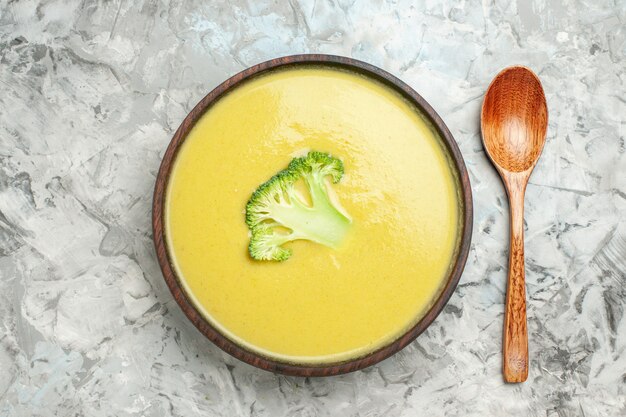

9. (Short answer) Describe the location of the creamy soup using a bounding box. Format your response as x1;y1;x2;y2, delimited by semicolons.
165;66;461;364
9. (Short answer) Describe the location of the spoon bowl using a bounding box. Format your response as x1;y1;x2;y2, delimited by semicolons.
482;67;547;173
481;66;548;383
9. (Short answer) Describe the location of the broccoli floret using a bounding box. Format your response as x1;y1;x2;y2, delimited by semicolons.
245;151;352;261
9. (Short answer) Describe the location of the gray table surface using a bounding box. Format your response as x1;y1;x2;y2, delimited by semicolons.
1;1;625;416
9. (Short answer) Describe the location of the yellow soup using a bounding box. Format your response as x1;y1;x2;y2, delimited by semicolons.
165;66;461;364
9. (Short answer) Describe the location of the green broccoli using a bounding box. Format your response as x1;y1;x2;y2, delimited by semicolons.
245;151;352;261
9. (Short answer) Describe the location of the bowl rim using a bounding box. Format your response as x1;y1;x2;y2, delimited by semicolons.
152;54;473;377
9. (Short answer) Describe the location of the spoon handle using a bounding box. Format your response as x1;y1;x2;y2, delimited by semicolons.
503;175;529;383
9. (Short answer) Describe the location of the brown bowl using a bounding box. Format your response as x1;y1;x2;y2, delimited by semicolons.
152;54;473;376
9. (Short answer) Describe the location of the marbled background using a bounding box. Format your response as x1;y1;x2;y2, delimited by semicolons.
1;0;625;416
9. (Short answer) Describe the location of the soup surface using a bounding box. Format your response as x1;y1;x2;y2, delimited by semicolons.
165;66;460;364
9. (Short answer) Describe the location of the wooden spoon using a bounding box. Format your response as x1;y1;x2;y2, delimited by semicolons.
480;66;548;383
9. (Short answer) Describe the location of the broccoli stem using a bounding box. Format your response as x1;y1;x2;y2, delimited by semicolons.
270;181;350;249
271;203;350;249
